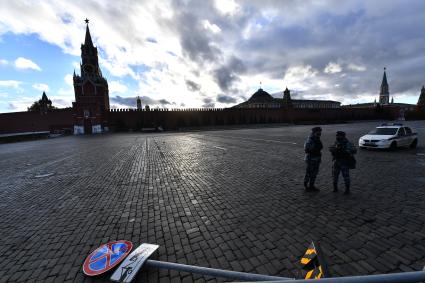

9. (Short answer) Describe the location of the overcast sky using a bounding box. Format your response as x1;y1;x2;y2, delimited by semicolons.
1;0;425;112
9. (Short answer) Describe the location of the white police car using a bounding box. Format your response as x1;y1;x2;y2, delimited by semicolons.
359;123;418;149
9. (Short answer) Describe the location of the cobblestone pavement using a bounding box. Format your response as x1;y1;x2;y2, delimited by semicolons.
1;121;425;282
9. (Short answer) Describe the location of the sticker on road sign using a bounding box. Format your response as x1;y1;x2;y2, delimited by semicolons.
110;243;159;283
83;240;133;276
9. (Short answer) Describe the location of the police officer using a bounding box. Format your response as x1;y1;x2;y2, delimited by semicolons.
329;131;357;194
304;127;323;192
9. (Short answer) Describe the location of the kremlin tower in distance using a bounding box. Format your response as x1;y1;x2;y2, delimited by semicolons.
379;68;390;105
72;19;110;134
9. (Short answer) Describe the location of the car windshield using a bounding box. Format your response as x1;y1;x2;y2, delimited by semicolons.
369;128;398;135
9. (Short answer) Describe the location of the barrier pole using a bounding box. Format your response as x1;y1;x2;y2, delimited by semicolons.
144;259;293;281
245;270;425;283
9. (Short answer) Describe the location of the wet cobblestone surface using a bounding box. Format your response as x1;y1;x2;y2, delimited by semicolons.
1;121;425;282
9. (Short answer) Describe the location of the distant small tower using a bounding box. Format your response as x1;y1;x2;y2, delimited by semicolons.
418;86;425;110
39;91;52;114
283;87;293;108
379;67;390;105
391;97;394;104
136;96;142;109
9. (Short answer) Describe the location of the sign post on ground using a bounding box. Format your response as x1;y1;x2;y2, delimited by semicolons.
82;240;133;276
110;243;159;283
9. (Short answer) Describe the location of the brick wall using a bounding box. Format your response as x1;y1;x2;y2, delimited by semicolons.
1;106;423;134
108;107;394;131
0;108;74;134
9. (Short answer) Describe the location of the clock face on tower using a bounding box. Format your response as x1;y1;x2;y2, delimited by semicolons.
83;64;94;75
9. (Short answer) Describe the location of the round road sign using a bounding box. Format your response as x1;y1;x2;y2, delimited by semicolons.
83;240;133;276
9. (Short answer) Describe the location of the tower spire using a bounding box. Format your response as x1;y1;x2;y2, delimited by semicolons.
381;67;388;88
379;67;389;105
80;18;101;77
84;18;94;47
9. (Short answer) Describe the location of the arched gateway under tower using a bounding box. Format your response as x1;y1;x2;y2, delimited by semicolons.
72;19;110;134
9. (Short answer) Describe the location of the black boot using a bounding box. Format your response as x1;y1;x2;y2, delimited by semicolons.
343;184;350;195
304;181;309;191
333;183;338;192
309;183;320;192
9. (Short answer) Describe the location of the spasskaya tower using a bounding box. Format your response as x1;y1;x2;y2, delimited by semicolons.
72;19;109;134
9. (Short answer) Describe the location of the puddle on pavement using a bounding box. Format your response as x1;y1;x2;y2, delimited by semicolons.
34;173;55;178
213;146;227;150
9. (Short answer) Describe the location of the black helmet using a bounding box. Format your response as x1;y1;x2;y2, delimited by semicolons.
312;127;322;133
336;131;346;137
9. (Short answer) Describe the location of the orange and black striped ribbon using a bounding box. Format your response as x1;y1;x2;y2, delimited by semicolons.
300;242;318;270
300;241;330;279
305;266;323;279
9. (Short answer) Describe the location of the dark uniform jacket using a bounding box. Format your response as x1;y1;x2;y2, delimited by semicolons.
329;138;357;166
304;135;323;161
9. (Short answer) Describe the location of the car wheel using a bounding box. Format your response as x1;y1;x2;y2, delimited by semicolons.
390;141;397;151
410;139;418;149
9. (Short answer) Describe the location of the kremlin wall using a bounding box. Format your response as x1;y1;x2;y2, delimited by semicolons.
0;104;420;135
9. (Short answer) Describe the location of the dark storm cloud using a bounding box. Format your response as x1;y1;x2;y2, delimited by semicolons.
115;0;425;106
214;67;234;91
160;1;223;64
185;80;201;92
113;0;425;103
111;96;143;107
111;96;173;107
203;0;425;103
214;56;246;91
80;0;425;105
217;94;237;104
180;24;222;63
202;97;215;108
146;37;157;44
158;0;251;95
158;99;172;105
